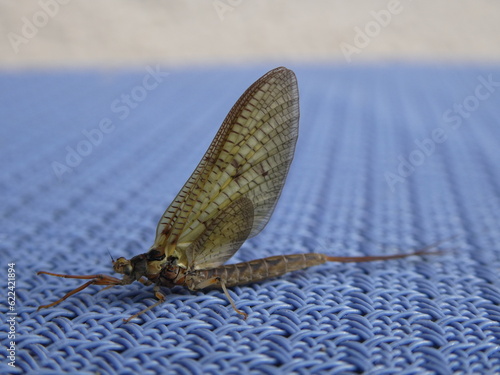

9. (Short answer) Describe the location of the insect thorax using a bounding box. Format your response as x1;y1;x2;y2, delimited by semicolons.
122;251;186;287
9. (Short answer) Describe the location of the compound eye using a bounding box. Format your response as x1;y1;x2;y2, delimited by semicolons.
113;257;133;275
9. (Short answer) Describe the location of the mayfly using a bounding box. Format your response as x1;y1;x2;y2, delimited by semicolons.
38;67;441;321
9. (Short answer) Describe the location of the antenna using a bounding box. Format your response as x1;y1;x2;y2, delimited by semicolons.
107;248;115;263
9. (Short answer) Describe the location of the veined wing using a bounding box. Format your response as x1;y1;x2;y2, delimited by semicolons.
151;67;299;268
185;197;254;270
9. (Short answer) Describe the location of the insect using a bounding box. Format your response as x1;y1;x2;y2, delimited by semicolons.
38;67;442;321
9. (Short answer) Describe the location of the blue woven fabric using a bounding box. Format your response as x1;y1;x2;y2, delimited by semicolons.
1;64;499;375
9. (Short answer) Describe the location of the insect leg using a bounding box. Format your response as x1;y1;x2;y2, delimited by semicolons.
37;272;121;310
219;278;248;319
189;276;248;319
123;285;165;323
139;277;153;286
38;279;96;310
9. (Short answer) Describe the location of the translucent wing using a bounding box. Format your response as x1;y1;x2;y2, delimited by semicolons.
151;67;299;268
186;197;254;270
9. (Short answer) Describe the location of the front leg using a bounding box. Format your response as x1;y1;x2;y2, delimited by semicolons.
138;277;153;286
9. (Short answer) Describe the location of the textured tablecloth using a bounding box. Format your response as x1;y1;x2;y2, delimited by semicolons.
0;64;499;374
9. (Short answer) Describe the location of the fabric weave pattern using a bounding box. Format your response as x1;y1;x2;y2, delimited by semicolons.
0;65;499;375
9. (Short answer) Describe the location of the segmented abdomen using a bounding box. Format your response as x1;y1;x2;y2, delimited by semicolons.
187;253;328;290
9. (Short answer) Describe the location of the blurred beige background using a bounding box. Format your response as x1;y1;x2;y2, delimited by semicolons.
1;0;500;68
